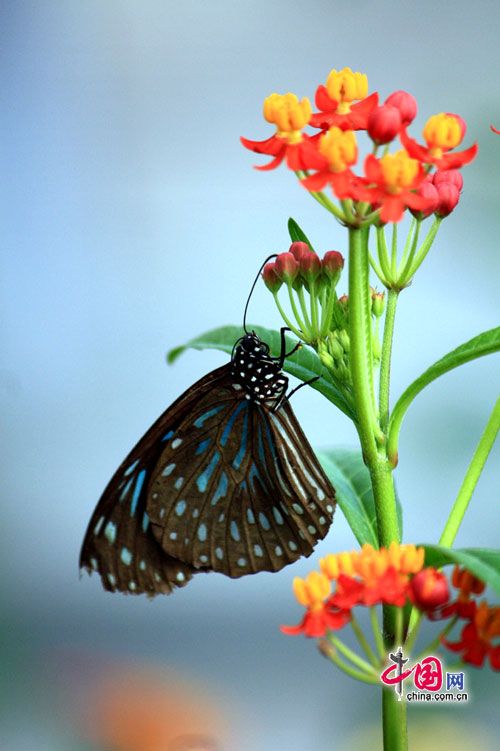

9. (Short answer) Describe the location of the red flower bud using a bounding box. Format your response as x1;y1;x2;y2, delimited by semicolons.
322;251;344;283
367;105;402;145
275;252;299;283
385;90;417;126
435;182;460;217
410;568;450;612
410;180;439;219
289;241;312;262
262;262;282;293
299;252;322;283
433;169;463;192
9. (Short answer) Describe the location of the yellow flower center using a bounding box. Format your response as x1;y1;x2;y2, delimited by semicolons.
319;127;357;172
379;150;420;194
325;67;368;110
423;113;463;154
263;92;311;143
293;571;331;609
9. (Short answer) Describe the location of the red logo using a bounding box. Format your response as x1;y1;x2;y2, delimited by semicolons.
380;648;443;698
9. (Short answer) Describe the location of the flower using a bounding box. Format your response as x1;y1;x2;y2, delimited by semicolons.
410;178;440;220
241;92;324;171
310;67;378;130
300;127;359;198
353;150;432;223
401;112;478;170
322;251;344;285
443;602;500;669
275;252;300;283
281;571;350;637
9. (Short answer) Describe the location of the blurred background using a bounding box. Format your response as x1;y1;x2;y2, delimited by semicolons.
2;1;499;749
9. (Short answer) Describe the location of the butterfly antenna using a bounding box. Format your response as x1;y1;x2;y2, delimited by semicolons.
243;254;278;334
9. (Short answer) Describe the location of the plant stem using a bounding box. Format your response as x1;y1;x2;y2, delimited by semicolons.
379;289;399;433
351;613;380;668
382;689;408;751
349;227;406;750
371;606;386;659
327;633;379;676
439;395;500;547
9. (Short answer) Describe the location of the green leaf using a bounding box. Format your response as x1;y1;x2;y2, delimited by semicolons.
318;448;403;547
288;217;315;251
388;326;500;462
422;545;500;595
167;324;356;420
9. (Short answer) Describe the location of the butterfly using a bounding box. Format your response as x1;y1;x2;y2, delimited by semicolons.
80;327;336;596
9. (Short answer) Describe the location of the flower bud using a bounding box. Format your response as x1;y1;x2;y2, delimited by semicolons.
289;241;312;262
262;262;282;293
367;104;402;145
410;180;439;220
410;568;450;611
299;252;322;284
328;332;344;361
385;90;417;126
435;182;460;217
318;343;335;370
338;329;350;353
322;251;344;286
371;291;385;318
433;169;463;192
275;252;299;283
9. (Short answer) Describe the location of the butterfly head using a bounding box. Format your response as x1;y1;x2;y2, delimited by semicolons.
231;332;288;404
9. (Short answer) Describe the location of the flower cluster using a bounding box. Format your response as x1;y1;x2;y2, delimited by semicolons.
282;547;499;671
281;543;429;637
242;67;477;225
434;566;500;670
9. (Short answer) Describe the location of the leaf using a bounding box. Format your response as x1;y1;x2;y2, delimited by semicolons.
288;217;315;252
167;324;356;420
388;326;500;462
422;545;500;595
318;448;403;547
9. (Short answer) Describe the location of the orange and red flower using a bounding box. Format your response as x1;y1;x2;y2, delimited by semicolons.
353;150;433;223
443;602;500;669
241;92;324;171
300;127;359;199
401;112;478;170
310;67;378;131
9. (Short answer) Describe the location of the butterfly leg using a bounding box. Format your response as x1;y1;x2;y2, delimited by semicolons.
275;327;302;367
272;375;320;412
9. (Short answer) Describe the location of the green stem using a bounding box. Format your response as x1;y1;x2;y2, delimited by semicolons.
371;607;386;659
350;613;380;668
309;280;319;335
327;633;379;677
390;224;398;277
286;284;307;335
323;644;380;684
272;292;303;340
295;171;346;221
348;227;379;464
376;226;393;283
379;289;399;433
382;689;408;751
439;395;500;547
415;616;458;661
296;286;312;330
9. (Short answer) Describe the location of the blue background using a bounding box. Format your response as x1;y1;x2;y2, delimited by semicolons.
2;1;499;749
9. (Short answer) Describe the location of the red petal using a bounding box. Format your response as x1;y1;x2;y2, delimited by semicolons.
379;196;405;223
301;171;330;191
400;128;431;162
240;134;283;156
255;152;286;171
491;124;500;135
314;84;338;114
436;143;478;169
489;646;500;670
364;154;383;183
280;621;306;636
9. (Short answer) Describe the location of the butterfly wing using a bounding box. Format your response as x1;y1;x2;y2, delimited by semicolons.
147;393;336;578
80;365;232;596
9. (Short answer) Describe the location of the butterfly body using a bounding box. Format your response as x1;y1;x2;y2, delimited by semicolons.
80;331;336;596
